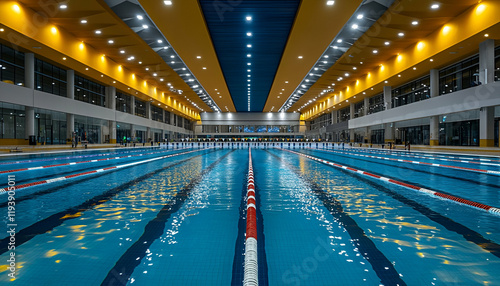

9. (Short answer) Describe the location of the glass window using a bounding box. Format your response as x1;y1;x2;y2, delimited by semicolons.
74;75;106;107
368;93;384;114
151;105;163;122
439;55;479;95
35;58;67;96
116;91;132;113
0;44;25;86
495;46;500;82
354;101;364;118
338;107;350;122
392;76;430;108
135;99;146;118
165;111;171;124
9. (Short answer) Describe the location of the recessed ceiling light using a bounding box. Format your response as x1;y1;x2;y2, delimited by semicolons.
95;30;101;34
345;73;350;77
197;56;201;59
431;4;440;9
247;32;252;36
80;19;87;24
137;15;144;20
59;4;67;9
357;14;364;19
484;33;489;37
108;40;114;44
352;24;359;29
373;50;378;54
164;1;173;5
413;67;417;70
430;59;434;62
333;45;338;49
247;54;251;57
398;74;401;77
139;61;142;64
62;57;66;60
385;41;390;46
327;1;335;5
246;16;252;21
120;50;125;54
412;20;419;26
142;24;148;29
398;32;405;37
247;44;252;48
203;67;207;70
85;68;89;70
353;67;357;70
298;56;303;59
145;67;149;71
337;39;343;43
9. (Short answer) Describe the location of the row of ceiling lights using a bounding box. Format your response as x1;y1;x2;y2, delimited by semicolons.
280;1;444;114
246;15;253;111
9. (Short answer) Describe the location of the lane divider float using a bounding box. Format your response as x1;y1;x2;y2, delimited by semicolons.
0;148;208;194
307;148;500;176
284;149;500;217
0;147;191;174
244;148;258;286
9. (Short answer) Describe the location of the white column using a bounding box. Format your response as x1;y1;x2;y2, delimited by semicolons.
383;86;392;110
480;106;495;147
24;53;35;89
106;87;117;143
430;69;439;98
479;39;495;84
384;123;394;142
25;106;35;140
364;97;369;116
66;70;75;140
331;110;337;124
147;127;151;142
146;101;151;119
131;96;135;116
430;116;439;146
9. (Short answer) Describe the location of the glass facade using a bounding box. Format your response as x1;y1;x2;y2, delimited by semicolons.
75;75;106;107
392;76;430;108
116;91;132;114
0;43;25;86
337;107;350;122
439;120;479;146
135;99;146;118
35;58;67;96
398;125;430;145
0;103;25;139
151;105;163;122
368;93;384;114
439;55;479;95
495;46;500;82
353;101;364;118
370;129;385;144
35;109;67;144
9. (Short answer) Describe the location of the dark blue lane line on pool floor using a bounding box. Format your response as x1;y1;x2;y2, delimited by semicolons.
304;149;500;191
0;151;213;255
100;150;234;286
293;151;500;259
267;150;407;286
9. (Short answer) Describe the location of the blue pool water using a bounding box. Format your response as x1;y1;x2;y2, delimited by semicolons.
1;146;500;285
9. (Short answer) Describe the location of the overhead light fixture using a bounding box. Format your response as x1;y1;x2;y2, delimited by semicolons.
142;24;148;29
137;15;144;20
385;41;390;46
246;16;252;21
373;50;378;54
357;14;364;19
352;24;359;29
412;20;419;26
431;4;440;9
327;1;335;5
398;32;405;37
59;4;67;9
164;1;173;5
80;19;87;24
108;40;114;44
298;56;303;59
247;44;252;48
95;30;102;34
197;56;201;59
247;32;252;36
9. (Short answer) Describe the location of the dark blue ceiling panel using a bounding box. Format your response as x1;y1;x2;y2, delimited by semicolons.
199;0;301;112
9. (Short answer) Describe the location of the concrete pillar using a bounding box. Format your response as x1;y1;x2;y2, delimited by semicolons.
349;129;355;143
67;70;74;99
350;103;355;120
25;53;35;89
430;69;439;98
384;123;394;142
364;97;369;116
479;39;495;85
331;110;338;124
146;127;151;142
66;69;75;141
109;121;116;144
106;86;116;110
162;109;166;123
364;127;370;143
429;116;439;146
25;106;35;140
383;86;392;110
131;96;135;116
480;106;495;147
66;114;74;140
131;124;136;142
146;101;151;119
170;112;175;126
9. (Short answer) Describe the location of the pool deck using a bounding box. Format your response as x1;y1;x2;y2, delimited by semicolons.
0;143;499;157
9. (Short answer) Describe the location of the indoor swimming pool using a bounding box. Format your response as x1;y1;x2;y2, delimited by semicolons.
1;145;499;285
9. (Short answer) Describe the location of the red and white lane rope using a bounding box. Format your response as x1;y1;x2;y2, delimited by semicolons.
0;148;206;194
309;148;500;176
0;148;191;175
284;149;500;217
244;148;258;286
